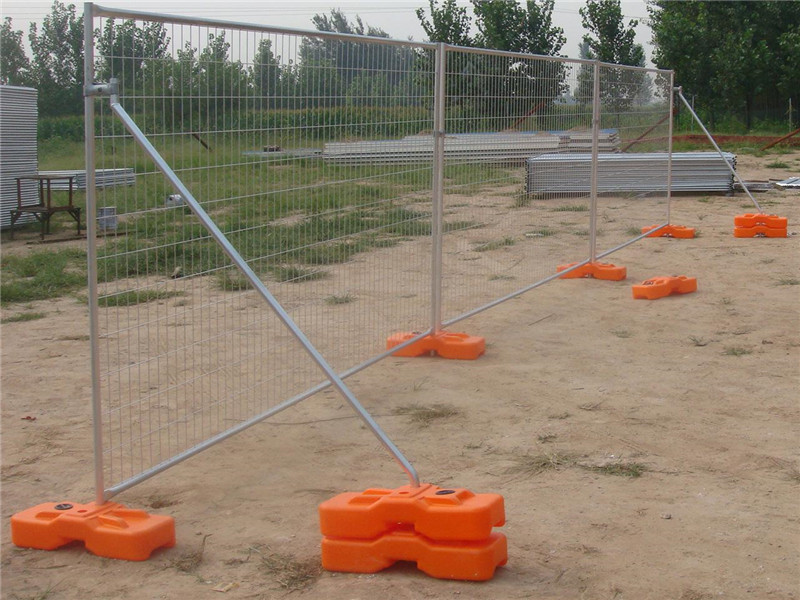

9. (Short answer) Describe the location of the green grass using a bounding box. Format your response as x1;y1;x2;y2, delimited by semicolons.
765;161;790;169
723;346;752;356
1;249;87;305
325;293;354;305
552;204;589;212
473;236;515;252
99;289;185;307
586;462;647;478
1;312;47;324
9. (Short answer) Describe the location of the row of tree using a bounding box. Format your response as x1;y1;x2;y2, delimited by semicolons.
1;1;797;130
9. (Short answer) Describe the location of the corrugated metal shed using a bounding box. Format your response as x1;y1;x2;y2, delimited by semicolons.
1;85;38;228
526;152;737;195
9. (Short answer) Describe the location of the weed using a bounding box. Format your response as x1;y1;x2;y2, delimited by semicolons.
473;236;515;252
688;335;709;347
525;227;556;238
611;327;632;339
765;161;790;169
584;462;647;478
697;196;710;203
99;290;184;307
537;433;557;443
269;266;328;283
393;403;460;426
626;226;642;236
1;312;46;324
720;297;734;306
777;277;799;286
761;258;775;264
489;274;515;281
723;346;752;356
552;204;589;212
171;534;210;573
215;270;251;291
325;294;354;305
578;401;604;411
261;552;321;591
548;412;571;420
506;452;575;476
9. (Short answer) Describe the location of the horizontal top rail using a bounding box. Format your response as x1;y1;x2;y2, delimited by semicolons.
89;3;437;50
88;3;671;75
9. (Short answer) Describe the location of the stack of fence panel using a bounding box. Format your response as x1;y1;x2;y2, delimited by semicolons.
323;132;565;165
526;152;736;195
1;85;38;229
563;130;620;152
38;169;136;190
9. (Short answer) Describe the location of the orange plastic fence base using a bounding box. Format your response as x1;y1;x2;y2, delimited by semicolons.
642;224;696;239
321;530;507;581
319;483;507;581
387;331;485;360
557;262;627;281
10;501;175;561
632;276;697;300
734;213;788;238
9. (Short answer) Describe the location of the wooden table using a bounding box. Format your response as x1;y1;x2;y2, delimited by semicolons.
10;174;81;240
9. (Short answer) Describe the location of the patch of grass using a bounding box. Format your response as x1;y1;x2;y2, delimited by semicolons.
1;312;47;324
261;552;322;591
525;227;556;238
473;236;515;252
723;346;752;356
506;452;575;476
697;196;710;203
777;277;799;286
572;229;590;237
765;161;790;169
99;289;185;307
552;204;589;212
688;335;709;347
548;412;571;420
325;293;354;305
611;327;632;339
1;249;87;305
626;226;643;236
269;266;328;283
720;297;734;306
489;274;515;281
215;270;251;291
537;433;557;443
584;462;647;478
393;403;460;426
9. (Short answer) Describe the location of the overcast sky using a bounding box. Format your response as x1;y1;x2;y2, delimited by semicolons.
1;0;654;66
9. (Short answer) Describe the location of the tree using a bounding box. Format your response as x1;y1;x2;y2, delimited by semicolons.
1;17;31;85
416;0;473;46
471;0;565;56
649;1;800;129
577;0;649;114
28;1;83;116
96;19;169;97
251;39;283;108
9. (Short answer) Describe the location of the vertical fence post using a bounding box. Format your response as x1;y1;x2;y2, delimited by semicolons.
667;71;675;224
589;60;601;263
431;43;446;335
83;1;105;506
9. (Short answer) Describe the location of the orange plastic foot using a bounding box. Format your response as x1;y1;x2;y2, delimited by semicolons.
319;484;506;581
642;224;696;238
557;262;627;281
321;530;507;581
734;214;788;238
387;331;485;360
11;502;175;561
632;276;697;300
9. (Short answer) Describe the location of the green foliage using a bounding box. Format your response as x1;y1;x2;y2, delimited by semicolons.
99;289;184;307
416;0;474;46
1;312;47;324
1;17;31;85
649;1;800;130
0;249;86;304
471;0;566;56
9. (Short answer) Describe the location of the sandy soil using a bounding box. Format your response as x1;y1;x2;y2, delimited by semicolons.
2;152;799;600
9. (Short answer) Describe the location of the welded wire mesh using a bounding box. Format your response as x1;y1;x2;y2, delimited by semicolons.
438;51;673;325
88;5;673;497
90;7;435;494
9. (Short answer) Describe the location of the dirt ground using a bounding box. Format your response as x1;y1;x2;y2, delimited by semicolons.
2;152;799;600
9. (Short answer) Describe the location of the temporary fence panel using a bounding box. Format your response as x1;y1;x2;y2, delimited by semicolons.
87;5;433;498
86;4;674;501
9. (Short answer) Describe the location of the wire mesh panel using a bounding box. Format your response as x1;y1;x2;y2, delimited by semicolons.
88;6;435;495
438;49;673;325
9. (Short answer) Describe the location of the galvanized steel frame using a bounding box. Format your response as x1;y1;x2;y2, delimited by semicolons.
84;2;674;502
